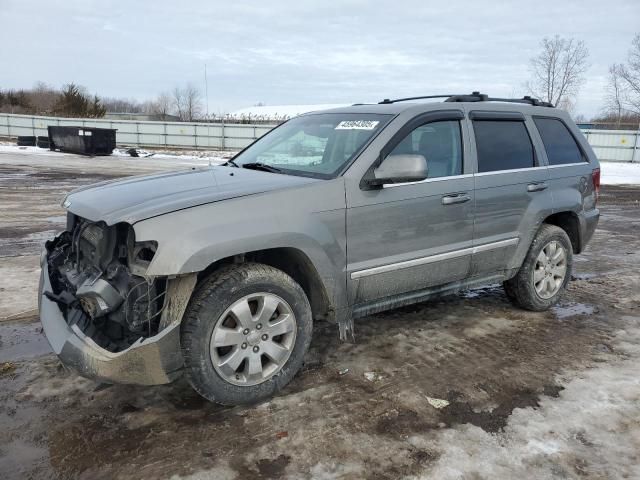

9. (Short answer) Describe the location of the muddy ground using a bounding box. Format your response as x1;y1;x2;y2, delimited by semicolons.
1;150;639;479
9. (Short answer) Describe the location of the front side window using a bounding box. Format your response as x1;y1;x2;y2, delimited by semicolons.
387;120;463;178
233;113;391;178
534;117;585;165
473;120;535;172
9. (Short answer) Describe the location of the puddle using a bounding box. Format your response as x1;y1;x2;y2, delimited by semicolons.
551;302;596;320
0;320;51;362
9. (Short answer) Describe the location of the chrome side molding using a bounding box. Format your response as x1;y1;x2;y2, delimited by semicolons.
350;238;519;279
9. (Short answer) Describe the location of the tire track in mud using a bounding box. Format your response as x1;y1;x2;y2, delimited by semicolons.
0;165;124;258
42;300;616;479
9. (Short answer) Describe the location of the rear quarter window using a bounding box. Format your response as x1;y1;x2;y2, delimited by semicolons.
472;120;535;173
533;117;586;165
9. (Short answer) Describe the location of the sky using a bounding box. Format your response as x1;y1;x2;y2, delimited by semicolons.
1;0;638;118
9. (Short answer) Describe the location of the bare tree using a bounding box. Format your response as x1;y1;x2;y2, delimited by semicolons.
608;34;640;116
172;86;186;121
145;91;172;119
183;83;202;121
573;113;587;123
527;35;589;109
605;65;625;125
30;81;59;114
101;97;143;114
171;84;202;121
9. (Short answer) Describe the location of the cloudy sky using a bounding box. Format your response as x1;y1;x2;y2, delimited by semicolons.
1;0;638;117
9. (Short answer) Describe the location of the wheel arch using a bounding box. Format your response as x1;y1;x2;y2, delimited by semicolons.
197;247;334;323
543;211;582;253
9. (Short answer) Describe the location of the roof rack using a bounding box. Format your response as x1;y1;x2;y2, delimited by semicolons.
379;91;554;108
378;94;455;104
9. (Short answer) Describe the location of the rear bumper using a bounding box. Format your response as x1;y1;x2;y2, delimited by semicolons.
579;208;599;252
38;249;183;385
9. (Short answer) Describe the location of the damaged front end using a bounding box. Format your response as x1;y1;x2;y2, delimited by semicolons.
39;214;196;385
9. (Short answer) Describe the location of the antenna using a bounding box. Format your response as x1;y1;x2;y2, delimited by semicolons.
204;64;210;119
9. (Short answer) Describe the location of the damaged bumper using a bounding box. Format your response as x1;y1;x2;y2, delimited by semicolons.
38;249;184;385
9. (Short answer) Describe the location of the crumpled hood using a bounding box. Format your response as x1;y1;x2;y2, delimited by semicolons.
64;165;319;225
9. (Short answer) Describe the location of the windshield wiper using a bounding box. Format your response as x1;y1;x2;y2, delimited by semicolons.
224;159;240;168
241;162;283;173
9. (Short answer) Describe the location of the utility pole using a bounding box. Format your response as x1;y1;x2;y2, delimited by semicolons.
204;64;210;120
632;122;640;163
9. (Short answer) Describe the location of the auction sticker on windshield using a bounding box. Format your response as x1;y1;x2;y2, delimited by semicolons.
335;120;380;130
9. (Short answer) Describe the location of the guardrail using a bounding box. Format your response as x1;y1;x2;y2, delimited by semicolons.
1;112;638;161
0;113;276;150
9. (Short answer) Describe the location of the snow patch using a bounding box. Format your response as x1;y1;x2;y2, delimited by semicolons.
552;302;596;320
413;321;640;479
364;371;383;382
0;144;68;156
426;397;451;409
600;161;640;185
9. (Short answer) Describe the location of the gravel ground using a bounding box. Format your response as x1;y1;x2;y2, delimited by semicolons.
0;150;639;479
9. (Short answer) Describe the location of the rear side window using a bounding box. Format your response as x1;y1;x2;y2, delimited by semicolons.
534;117;585;165
473;120;535;172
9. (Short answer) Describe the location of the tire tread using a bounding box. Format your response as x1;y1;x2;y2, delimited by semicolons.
503;224;573;311
181;262;312;405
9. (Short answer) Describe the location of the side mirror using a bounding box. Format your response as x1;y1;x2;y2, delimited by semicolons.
369;154;428;187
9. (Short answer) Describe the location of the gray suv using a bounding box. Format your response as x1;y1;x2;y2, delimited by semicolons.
39;92;600;405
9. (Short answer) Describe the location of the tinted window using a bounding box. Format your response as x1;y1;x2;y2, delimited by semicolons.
534;117;585;165
473;120;535;172
387;120;462;178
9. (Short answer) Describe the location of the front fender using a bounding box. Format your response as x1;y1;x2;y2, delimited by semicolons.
133;179;347;309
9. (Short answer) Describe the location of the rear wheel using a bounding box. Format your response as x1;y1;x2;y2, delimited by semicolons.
181;263;313;405
503;224;572;311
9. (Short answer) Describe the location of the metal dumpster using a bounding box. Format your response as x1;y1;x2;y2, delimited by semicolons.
48;126;116;156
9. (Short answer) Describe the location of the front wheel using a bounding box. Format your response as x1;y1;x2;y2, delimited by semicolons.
181;263;313;405
503;224;573;311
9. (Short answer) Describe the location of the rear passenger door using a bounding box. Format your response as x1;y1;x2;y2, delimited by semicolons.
468;111;552;277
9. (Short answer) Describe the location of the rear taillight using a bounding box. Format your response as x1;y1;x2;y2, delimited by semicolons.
592;168;601;203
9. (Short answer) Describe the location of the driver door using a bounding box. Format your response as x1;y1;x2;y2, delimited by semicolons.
345;112;474;307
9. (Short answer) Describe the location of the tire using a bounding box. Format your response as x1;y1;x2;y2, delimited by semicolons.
503;224;573;311
502;279;518;303
181;262;313;405
17;136;36;147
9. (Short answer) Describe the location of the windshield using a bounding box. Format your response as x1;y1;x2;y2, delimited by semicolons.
232;113;392;178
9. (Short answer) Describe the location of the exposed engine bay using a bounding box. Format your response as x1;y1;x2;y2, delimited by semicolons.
45;214;165;352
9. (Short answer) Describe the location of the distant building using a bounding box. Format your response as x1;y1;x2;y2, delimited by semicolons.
104;112;181;122
227;104;349;122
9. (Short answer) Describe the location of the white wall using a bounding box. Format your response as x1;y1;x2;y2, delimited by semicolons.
581;129;640;162
0;113;276;150
1;113;638;161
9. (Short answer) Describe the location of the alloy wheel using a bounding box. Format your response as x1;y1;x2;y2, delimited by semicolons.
210;293;297;386
533;240;567;299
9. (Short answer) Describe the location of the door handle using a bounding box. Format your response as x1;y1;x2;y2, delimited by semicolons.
442;193;471;205
527;182;548;192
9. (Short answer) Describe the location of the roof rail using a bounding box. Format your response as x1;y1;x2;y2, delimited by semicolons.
378;94;456;104
379;91;554;108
